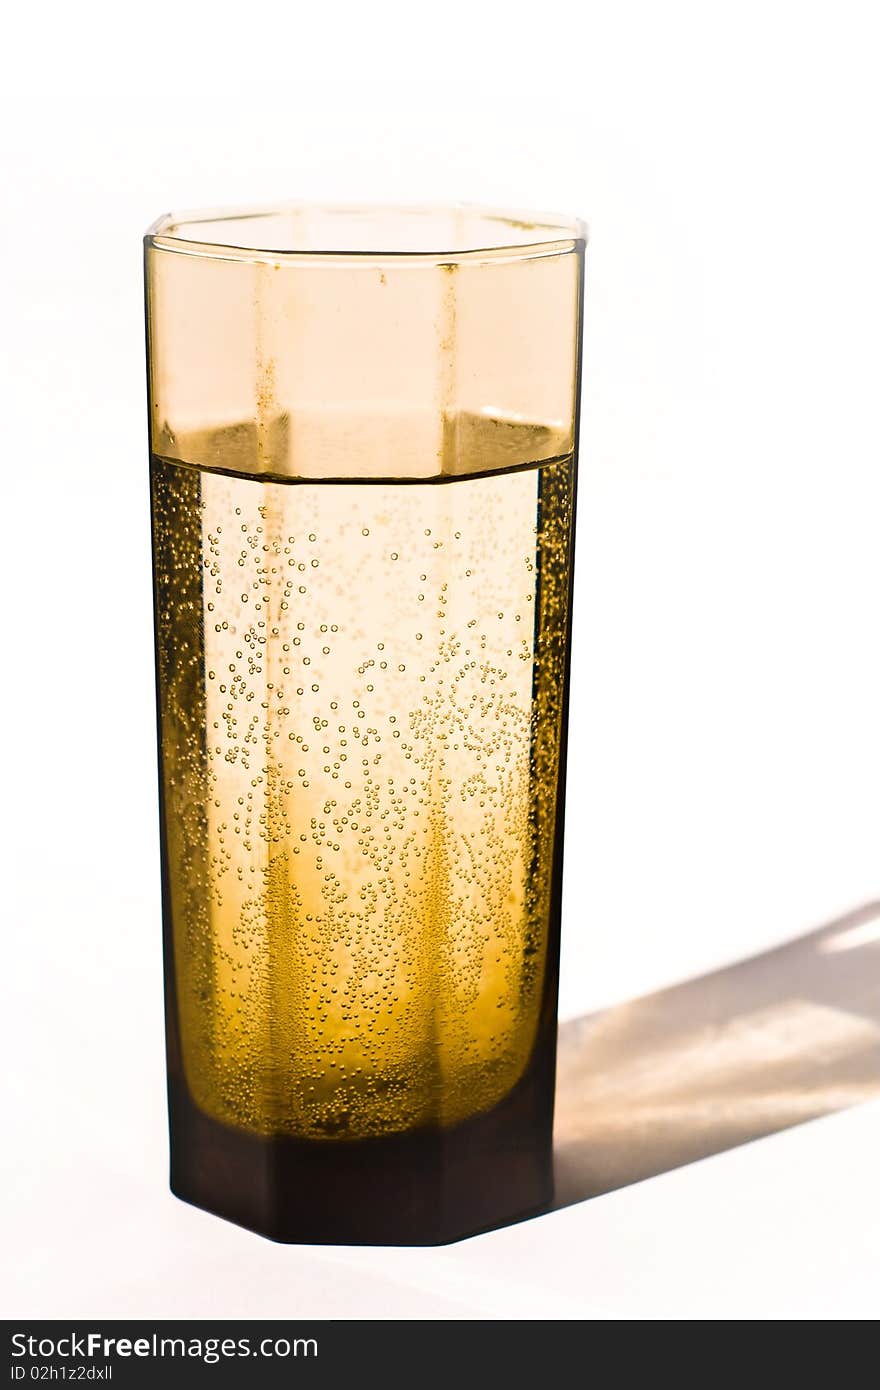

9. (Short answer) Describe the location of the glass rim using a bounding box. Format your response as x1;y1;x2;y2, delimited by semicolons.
145;201;588;265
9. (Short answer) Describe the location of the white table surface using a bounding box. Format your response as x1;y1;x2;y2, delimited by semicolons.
6;1073;879;1321
4;884;879;1321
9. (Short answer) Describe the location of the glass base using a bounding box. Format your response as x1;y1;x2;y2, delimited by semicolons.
166;1037;556;1246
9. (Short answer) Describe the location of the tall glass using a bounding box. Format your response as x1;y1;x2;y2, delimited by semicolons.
145;205;585;1244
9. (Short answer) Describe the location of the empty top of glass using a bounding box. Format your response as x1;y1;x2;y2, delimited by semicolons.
146;203;586;262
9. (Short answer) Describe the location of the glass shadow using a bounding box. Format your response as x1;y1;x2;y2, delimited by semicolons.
553;901;880;1209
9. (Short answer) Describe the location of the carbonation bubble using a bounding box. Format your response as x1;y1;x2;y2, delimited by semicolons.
150;422;573;1142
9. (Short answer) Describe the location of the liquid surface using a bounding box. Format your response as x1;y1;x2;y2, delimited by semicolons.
151;421;574;1139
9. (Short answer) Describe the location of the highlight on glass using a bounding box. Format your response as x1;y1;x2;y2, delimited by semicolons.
145;204;586;1244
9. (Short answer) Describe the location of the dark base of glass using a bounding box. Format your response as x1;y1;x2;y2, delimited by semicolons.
167;1047;555;1246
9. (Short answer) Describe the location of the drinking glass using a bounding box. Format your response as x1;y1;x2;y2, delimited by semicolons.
145;204;585;1243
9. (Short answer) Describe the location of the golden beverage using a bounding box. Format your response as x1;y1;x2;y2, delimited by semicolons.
151;416;574;1142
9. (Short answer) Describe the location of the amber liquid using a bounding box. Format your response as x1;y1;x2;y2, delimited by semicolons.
151;419;573;1146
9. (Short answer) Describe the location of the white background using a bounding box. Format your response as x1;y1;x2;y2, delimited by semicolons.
2;0;879;1320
